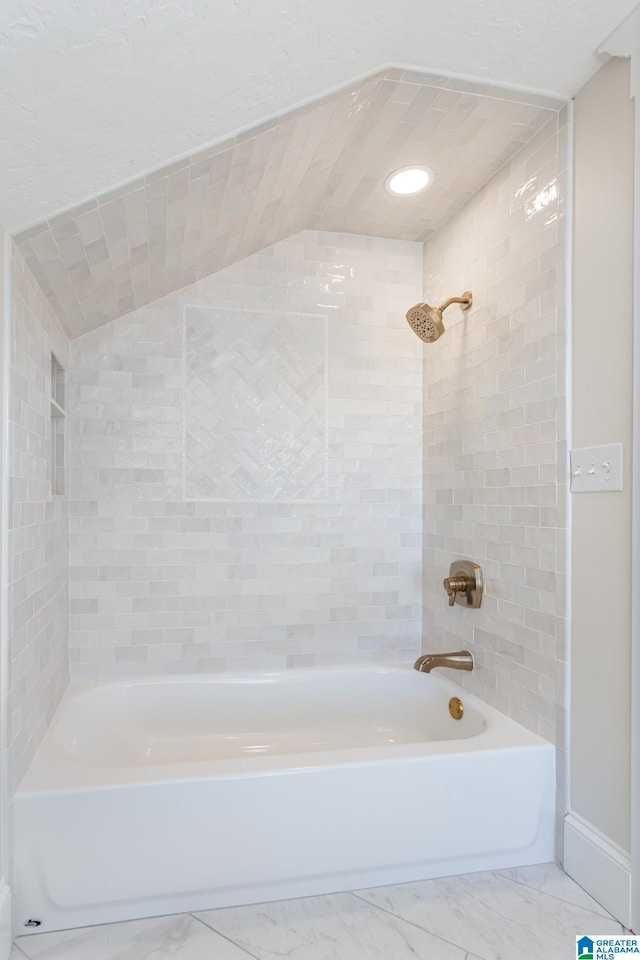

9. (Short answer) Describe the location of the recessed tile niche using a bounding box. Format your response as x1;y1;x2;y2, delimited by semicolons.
184;306;328;502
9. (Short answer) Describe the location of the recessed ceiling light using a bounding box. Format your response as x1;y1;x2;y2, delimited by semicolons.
384;165;435;196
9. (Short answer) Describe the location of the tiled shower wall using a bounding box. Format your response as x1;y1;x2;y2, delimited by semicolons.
9;247;70;791
68;232;423;679
421;114;568;815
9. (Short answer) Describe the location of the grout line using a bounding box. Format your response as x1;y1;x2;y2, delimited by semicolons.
351;871;624;957
423;111;559;252
348;891;475;958
191;912;262;960
502;871;617;922
10;945;29;959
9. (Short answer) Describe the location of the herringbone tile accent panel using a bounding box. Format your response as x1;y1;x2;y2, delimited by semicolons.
184;306;327;501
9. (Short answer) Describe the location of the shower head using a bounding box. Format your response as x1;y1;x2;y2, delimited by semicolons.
406;302;445;343
406;291;473;343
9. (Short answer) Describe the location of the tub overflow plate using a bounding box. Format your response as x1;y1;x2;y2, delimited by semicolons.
448;696;464;720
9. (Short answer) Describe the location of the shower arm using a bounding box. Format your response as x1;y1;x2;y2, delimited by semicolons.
438;294;473;313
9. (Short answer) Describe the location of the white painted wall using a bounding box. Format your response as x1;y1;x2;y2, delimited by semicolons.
564;56;636;927
0;221;4;884
570;56;635;852
0;223;11;959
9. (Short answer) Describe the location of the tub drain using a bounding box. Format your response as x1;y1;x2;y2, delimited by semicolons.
448;696;464;720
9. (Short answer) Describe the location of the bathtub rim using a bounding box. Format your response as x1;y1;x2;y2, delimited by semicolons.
17;663;553;794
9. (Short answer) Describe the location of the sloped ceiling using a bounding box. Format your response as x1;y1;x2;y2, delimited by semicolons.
1;0;636;232
15;68;561;338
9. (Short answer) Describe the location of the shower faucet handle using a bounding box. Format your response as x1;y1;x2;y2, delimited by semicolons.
443;575;469;606
443;560;483;609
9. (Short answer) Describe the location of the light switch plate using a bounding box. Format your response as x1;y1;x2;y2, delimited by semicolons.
570;442;623;493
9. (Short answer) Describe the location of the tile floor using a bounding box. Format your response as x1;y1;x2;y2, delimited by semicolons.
11;863;626;960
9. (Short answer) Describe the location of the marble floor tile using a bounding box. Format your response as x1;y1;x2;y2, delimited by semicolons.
15;913;253;960
497;862;616;919
355;870;624;960
197;891;468;960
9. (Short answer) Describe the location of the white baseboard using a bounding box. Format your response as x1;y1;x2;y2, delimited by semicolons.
0;884;11;960
564;811;631;928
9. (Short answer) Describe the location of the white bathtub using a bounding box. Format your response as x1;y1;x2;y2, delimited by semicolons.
14;665;555;934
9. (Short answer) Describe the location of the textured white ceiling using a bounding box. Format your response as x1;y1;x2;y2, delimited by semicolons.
1;0;636;232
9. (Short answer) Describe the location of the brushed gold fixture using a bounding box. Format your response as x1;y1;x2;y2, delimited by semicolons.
443;560;483;608
405;291;472;343
413;650;474;673
449;696;464;720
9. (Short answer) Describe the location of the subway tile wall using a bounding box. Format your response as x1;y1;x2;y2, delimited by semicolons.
420;113;568;844
9;246;70;792
68;232;424;679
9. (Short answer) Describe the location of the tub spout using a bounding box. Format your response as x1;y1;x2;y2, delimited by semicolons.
413;651;474;674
